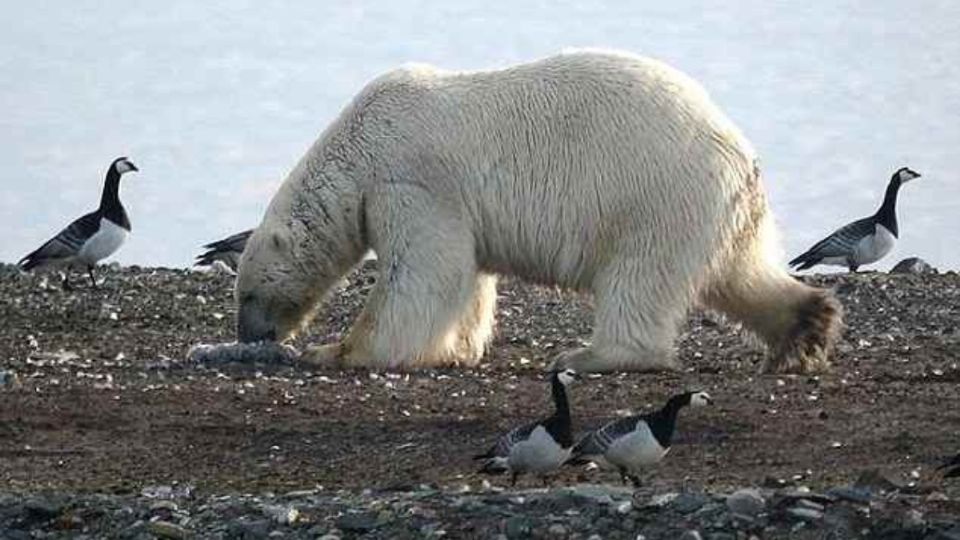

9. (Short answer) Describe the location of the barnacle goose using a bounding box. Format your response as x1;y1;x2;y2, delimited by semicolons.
938;453;960;479
17;157;138;289
789;167;921;272
195;229;253;272
569;390;712;487
474;368;580;486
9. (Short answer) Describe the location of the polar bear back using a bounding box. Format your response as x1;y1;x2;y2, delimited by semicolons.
302;50;762;289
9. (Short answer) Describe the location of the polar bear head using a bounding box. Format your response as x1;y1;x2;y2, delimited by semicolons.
235;225;315;343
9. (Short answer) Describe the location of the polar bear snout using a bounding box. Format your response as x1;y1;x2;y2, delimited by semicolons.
237;297;278;343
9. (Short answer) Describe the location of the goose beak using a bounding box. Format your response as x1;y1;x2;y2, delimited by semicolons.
129;162;139;172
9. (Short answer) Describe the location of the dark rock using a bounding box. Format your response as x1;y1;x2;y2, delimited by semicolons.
726;488;765;518
337;511;381;532
505;516;533;539
671;492;710;514
146;520;191;539
853;469;901;493
890;257;937;275
827;485;873;504
227;519;271;539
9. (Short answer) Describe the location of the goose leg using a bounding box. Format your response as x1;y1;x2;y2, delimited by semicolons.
87;266;99;288
60;272;73;291
511;472;519;487
628;474;642;488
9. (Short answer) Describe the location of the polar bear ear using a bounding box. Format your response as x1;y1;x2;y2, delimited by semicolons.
271;232;290;253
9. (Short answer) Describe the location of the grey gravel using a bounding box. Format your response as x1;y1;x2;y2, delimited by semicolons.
0;484;953;539
725;488;765;518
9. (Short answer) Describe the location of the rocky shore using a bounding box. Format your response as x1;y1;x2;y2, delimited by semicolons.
1;262;959;538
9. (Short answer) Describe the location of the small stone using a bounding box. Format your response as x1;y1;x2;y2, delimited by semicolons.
262;504;299;525
0;369;20;389
505;516;533;538
786;507;823;521
337;512;381;532
890;257;937;275
726;488;765;518
904;509;925;528
546;524;567;536
146;520;191;539
826;485;873;504
853;469;901;492
671;492;710;514
680;531;703;540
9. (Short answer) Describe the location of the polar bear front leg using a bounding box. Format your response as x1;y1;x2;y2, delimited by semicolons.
318;189;483;370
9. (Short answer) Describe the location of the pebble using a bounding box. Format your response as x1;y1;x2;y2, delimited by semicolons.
725;489;765;518
546;523;567;536
505;516;533;538
680;531;703;540
786;507;824;521
0;369;20;389
671;492;710;514
337;511;381;532
146;520;191;539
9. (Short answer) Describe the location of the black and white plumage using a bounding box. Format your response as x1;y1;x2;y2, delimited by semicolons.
18;157;138;288
195;229;253;272
789;167;921;273
570;390;712;487
474;369;580;486
938;453;960;479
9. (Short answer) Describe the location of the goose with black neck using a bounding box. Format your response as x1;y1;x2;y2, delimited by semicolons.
18;156;138;289
474;368;580;486
789;167;921;273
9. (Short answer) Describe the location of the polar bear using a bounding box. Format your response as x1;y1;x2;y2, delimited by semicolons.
235;50;841;373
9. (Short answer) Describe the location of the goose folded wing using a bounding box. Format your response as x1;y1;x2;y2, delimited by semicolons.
574;416;639;458
20;212;100;268
800;218;876;259
476;421;539;459
203;229;253;252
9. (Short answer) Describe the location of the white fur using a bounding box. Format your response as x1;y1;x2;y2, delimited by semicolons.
78;219;127;265
237;50;840;373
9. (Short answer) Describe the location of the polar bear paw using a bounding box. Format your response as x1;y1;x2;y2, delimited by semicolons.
301;342;346;369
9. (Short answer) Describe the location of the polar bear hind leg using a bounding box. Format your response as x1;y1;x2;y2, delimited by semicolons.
554;255;696;373
701;216;842;373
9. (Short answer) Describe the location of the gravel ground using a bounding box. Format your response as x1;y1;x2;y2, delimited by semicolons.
1;261;959;538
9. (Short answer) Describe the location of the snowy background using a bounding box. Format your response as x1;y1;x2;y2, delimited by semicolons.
1;1;957;270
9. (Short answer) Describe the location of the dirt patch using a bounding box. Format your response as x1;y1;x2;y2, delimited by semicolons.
1;263;959;535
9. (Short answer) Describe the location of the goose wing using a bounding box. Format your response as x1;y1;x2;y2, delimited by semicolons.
573;416;640;458
790;217;875;265
475;420;539;460
195;229;253;268
18;211;100;270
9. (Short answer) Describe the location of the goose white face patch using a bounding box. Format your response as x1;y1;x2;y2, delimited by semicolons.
557;368;578;386
690;391;712;407
897;168;921;183
115;159;137;174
